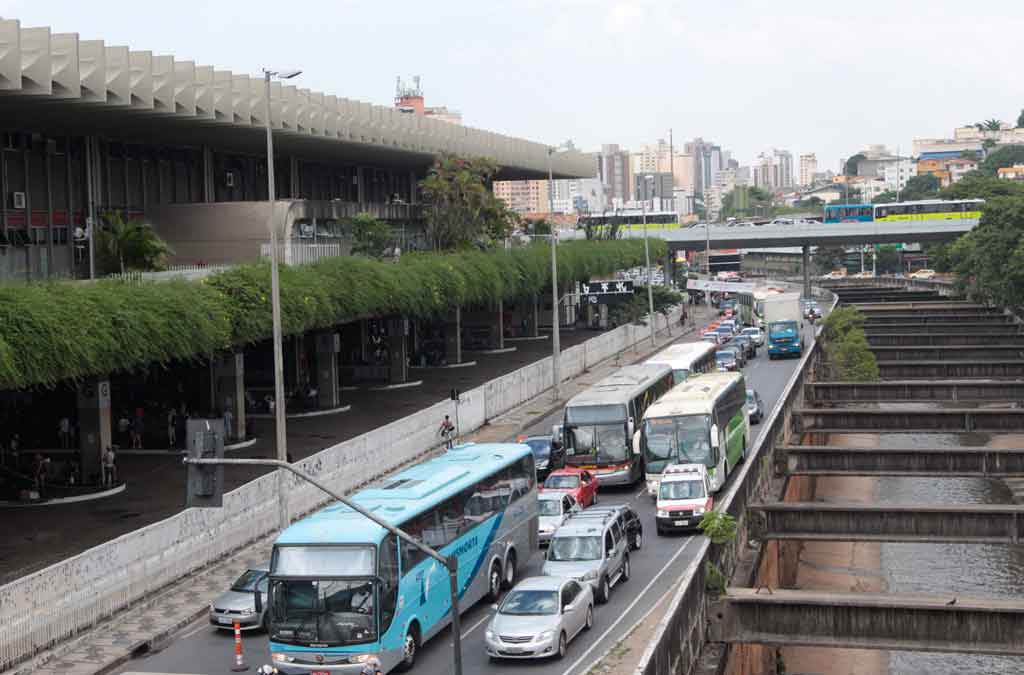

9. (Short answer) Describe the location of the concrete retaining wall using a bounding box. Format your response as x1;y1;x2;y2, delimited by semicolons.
0;306;681;671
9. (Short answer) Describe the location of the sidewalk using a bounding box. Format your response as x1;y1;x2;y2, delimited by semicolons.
4;305;714;675
0;328;601;586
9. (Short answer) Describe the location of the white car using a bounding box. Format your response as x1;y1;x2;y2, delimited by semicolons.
655;464;712;535
740;326;764;347
538;492;580;545
909;269;936;279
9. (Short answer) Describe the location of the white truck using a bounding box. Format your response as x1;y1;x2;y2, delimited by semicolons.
762;292;802;326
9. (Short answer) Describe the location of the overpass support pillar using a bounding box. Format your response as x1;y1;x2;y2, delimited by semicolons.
357;167;367;204
215;352;246;441
315;331;342;410
490;300;505;349
387;317;409;384
409;170;418;203
600;304;609;329
445;307;462;364
802;244;811;298
76;378;112;484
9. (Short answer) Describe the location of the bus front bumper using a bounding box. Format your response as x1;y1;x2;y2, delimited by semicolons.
269;651;380;674
592;466;633;486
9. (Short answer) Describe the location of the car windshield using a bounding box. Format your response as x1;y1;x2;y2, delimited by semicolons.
231;569;266;592
716;352;735;363
499;590;559;616
742;328;758;336
545;474;580;489
547;536;602;561
567;423;628;464
538;499;563;516
525;439;551;459
643;415;712;473
268;578;377;647
660;479;706;500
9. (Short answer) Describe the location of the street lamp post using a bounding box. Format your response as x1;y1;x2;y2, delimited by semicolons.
642;175;656;347
263;67;302;532
547;144;570;401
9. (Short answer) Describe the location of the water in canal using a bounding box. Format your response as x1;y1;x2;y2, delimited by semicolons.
849;429;1024;674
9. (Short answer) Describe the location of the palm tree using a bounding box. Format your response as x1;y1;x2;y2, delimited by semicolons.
978;119;1002;132
97;211;172;274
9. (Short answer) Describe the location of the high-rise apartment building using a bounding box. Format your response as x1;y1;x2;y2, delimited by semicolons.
683;138;722;197
597;144;633;205
753;149;794;191
799;153;818;188
492;180;550;214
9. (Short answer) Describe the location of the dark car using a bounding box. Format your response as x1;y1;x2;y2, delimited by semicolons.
730;335;756;359
746;388;765;424
716;350;738;372
518;435;565;480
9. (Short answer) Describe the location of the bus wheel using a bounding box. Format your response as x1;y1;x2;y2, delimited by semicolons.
502;550;517;590
487;561;502;603
396;625;419;672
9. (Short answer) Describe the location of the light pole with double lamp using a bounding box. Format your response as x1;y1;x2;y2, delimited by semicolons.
263;67;302;531
641;175;656;346
546;143;571;401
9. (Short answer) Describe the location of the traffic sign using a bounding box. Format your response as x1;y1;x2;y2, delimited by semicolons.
580;280;635;304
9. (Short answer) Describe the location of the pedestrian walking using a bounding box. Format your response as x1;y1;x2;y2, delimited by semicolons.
117;412;131;447
438;415;456;449
223;407;234;442
58;416;71;449
131;413;145;449
167;407;177;449
102;446;117;486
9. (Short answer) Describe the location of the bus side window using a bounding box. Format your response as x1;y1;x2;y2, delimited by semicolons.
379;535;399;633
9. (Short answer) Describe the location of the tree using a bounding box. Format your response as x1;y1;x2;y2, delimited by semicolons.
941;173;1024;200
820;307;879;382
844;153;866;176
419;154;518;251
947;196;1024;308
873;245;901;274
96;211;171;274
899;174;940;201
348;212;392;258
978;119;1003;131
978;145;1024;176
525;218;552;236
813;246;847;273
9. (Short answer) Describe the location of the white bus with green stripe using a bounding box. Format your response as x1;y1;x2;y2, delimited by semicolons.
636;372;750;496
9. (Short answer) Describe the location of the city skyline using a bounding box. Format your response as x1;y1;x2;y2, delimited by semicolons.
9;0;1023;172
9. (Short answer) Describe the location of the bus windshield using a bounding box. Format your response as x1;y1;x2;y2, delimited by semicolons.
565;404;629;465
643;415;712;474
269;578;377;647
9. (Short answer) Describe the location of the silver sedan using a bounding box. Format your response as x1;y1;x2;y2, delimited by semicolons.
209;565;269;631
484;576;595;660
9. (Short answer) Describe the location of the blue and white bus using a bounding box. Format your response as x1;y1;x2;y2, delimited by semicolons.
266;444;537;673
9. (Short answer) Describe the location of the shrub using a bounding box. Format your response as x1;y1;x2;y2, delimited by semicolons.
820;307;879;382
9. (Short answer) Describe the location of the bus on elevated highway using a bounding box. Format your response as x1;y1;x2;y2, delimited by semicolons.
265;443;536;674
638;372;749;496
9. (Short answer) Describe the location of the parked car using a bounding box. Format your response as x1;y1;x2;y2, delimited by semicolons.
716;350;738;372
542;468;599;508
542;506;632;604
484;575;594;661
746;388;765;424
910;269;936;279
850;271;874;279
538;492;580;545
518;435;565;480
740;326;764;347
209;565;270;631
655;464;712;535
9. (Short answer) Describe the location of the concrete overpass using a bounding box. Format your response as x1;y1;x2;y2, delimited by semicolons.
778;444;1024;477
709;589;1024;656
609;216;979;250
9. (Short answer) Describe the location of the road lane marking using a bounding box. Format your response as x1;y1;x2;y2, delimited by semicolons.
461;612;492;639
563;536;699;675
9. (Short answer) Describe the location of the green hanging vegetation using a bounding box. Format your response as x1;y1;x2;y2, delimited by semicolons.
819;307;880;382
0;239;663;390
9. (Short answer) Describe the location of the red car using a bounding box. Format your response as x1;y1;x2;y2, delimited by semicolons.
540;468;599;508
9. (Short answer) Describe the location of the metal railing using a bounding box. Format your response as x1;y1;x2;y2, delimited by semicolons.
637;286;836;675
259;242;346;266
105;264;232;283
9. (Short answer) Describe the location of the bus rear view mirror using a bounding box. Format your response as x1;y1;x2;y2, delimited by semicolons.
710;424;720;449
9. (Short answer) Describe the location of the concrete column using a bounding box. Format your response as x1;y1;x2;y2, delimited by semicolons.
802;244;811;299
409;170;418;204
490;300;505;349
586;302;597;329
290;156;301;198
599;304;609;329
202;146;215;202
315;331;341;409
445;307;462;364
357;167;367;204
387;317;408;384
76;378;111;483
215;352;245;441
524;295;539;337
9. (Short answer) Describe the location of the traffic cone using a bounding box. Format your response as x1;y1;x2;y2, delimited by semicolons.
231;621;249;671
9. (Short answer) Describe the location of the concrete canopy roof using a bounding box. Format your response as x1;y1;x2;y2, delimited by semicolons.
0;18;594;180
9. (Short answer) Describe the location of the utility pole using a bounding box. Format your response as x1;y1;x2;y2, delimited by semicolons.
547;146;562;402
642;176;656;347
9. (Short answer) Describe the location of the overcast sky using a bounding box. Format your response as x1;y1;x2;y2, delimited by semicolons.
6;1;1023;170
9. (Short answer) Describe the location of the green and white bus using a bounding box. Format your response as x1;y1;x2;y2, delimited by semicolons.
636;372;749;496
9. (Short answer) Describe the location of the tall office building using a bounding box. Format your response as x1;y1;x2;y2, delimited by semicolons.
683;138;722;197
799;153;818;188
597;144;633;205
753;149;794;191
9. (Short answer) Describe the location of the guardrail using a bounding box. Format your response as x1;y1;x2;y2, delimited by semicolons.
0;304;682;672
636;286;836;675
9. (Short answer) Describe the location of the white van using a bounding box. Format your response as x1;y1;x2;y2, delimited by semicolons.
654;463;712;535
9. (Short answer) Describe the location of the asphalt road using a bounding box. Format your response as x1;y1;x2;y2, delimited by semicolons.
116;336;808;675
